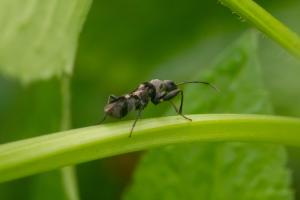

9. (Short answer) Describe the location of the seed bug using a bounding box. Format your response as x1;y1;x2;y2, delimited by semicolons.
100;79;218;137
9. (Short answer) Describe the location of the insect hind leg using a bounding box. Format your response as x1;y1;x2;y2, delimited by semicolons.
108;95;118;103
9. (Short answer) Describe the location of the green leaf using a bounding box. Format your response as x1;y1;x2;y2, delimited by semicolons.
124;31;293;200
0;0;92;83
125;144;291;200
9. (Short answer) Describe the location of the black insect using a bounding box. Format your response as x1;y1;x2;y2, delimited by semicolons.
100;79;218;137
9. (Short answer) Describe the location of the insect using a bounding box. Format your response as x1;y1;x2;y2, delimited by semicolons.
100;79;218;137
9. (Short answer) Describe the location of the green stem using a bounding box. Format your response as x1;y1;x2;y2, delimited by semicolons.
219;0;300;60
60;75;80;200
61;76;72;131
0;114;300;183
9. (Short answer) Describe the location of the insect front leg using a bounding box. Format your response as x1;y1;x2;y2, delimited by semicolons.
161;89;181;101
151;91;166;105
169;101;191;121
129;109;143;138
178;90;191;120
163;89;191;121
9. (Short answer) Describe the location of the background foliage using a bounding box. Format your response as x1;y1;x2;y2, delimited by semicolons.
0;0;300;199
124;31;292;200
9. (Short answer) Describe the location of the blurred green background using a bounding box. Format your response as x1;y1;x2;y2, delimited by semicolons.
0;0;300;199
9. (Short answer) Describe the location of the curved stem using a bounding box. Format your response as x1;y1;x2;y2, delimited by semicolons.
0;114;299;183
219;0;300;60
60;75;80;200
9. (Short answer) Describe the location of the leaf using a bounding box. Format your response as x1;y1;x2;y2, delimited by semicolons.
124;31;293;200
125;144;291;200
0;0;92;83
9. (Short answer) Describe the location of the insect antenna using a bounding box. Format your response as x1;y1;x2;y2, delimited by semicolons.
176;81;219;92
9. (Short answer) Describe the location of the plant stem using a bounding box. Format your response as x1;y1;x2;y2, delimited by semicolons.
219;0;300;60
60;75;80;200
0;114;300;183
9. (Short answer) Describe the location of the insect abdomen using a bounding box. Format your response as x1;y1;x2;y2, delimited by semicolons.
104;99;128;118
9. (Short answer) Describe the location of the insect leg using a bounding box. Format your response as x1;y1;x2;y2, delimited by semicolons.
99;114;107;124
169;101;191;121
129;109;143;138
108;95;118;103
162;89;181;101
178;90;183;114
178;90;192;120
99;95;117;124
161;89;191;120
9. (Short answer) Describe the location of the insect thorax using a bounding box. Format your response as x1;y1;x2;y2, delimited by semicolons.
131;83;153;109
